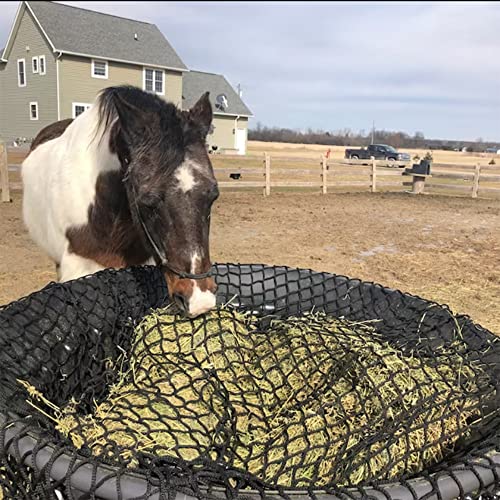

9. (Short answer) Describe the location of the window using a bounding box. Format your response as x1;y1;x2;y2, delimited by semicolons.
32;56;39;73
144;68;153;92
92;59;108;79
72;102;91;118
17;59;26;87
154;70;163;94
39;55;46;75
143;68;164;95
30;102;38;120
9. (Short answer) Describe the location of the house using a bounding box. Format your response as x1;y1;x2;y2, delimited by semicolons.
0;1;252;154
183;71;252;155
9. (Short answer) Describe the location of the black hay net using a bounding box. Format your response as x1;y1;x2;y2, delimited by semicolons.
0;264;499;500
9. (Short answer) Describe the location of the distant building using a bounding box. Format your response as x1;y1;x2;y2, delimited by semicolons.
183;71;252;155
0;1;253;154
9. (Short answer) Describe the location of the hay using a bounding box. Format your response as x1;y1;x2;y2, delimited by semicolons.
23;307;485;488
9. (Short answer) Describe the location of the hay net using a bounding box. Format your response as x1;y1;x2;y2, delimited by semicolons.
0;264;499;500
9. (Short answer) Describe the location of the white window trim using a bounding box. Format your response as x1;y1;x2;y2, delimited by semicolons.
72;102;91;119
143;67;164;95
17;58;26;87
29;101;38;120
39;55;46;75
91;59;108;79
32;56;39;73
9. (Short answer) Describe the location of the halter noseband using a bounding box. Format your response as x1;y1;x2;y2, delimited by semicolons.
123;163;213;281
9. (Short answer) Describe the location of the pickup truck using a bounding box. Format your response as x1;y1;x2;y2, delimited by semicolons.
344;144;411;165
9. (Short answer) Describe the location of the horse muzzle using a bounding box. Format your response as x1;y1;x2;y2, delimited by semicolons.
165;273;217;317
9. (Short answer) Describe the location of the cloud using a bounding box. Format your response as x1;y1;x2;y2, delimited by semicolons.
1;1;499;140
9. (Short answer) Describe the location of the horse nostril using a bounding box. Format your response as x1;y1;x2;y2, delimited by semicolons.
173;293;188;312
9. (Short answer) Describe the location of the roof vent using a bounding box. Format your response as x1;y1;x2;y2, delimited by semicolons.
134;33;138;41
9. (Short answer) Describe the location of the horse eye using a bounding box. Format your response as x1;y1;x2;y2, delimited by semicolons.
209;186;219;201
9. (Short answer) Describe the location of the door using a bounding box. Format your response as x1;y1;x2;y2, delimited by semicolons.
373;146;385;159
235;128;247;155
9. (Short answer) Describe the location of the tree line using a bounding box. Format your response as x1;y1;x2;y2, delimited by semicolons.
248;123;499;152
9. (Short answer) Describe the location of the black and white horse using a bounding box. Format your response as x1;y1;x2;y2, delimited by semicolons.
22;85;219;317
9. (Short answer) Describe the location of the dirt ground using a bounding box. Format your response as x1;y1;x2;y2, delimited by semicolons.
1;190;499;334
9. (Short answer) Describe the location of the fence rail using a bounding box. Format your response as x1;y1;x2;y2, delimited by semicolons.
210;153;500;198
2;145;500;202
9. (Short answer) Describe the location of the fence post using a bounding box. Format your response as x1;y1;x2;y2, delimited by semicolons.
321;155;327;194
472;163;480;199
263;153;271;196
370;156;377;193
0;142;10;203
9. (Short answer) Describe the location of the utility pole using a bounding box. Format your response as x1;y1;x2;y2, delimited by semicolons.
371;120;375;145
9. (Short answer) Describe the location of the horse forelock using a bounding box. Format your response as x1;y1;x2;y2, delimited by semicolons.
95;86;189;175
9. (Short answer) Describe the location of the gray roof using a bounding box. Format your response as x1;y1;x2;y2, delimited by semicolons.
27;1;187;70
183;71;252;116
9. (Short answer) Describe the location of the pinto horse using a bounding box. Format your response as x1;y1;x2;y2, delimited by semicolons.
22;85;219;317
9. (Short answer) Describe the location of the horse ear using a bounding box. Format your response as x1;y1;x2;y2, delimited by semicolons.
188;92;212;138
113;91;150;139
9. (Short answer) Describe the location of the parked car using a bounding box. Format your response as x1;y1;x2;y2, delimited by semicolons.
344;144;411;166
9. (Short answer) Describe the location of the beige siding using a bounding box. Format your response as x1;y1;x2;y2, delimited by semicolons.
209;116;236;151
208;116;248;153
165;70;182;107
59;55;141;119
0;5;57;140
59;55;183;118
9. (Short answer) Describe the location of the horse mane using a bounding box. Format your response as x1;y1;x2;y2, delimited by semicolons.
94;85;187;176
96;85;176;135
95;85;211;146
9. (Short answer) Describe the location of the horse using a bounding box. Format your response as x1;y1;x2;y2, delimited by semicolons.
22;85;219;317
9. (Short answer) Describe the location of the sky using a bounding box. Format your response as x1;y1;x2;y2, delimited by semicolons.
1;1;499;141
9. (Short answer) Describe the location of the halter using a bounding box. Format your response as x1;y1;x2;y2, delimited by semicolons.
122;162;213;281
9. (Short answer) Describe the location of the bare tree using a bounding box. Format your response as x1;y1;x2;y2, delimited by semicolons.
248;125;499;151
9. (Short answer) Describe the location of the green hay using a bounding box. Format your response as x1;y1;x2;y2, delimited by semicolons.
23;308;485;488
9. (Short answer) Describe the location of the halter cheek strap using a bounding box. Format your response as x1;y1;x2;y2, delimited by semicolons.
139;212;213;280
123;163;213;281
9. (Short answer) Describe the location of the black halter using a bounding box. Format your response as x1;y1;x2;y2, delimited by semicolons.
122;163;213;281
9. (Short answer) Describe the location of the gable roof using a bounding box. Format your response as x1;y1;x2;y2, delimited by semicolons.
3;1;188;71
183;70;252;117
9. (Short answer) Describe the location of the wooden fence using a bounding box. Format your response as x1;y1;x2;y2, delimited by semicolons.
0;143;26;202
212;153;500;198
2;144;500;201
0;143;9;202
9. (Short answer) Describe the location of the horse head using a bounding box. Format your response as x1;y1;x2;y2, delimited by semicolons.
98;86;218;317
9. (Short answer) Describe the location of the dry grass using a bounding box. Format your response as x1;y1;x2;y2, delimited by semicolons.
247;141;499;166
22;308;487;488
209;141;500;198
